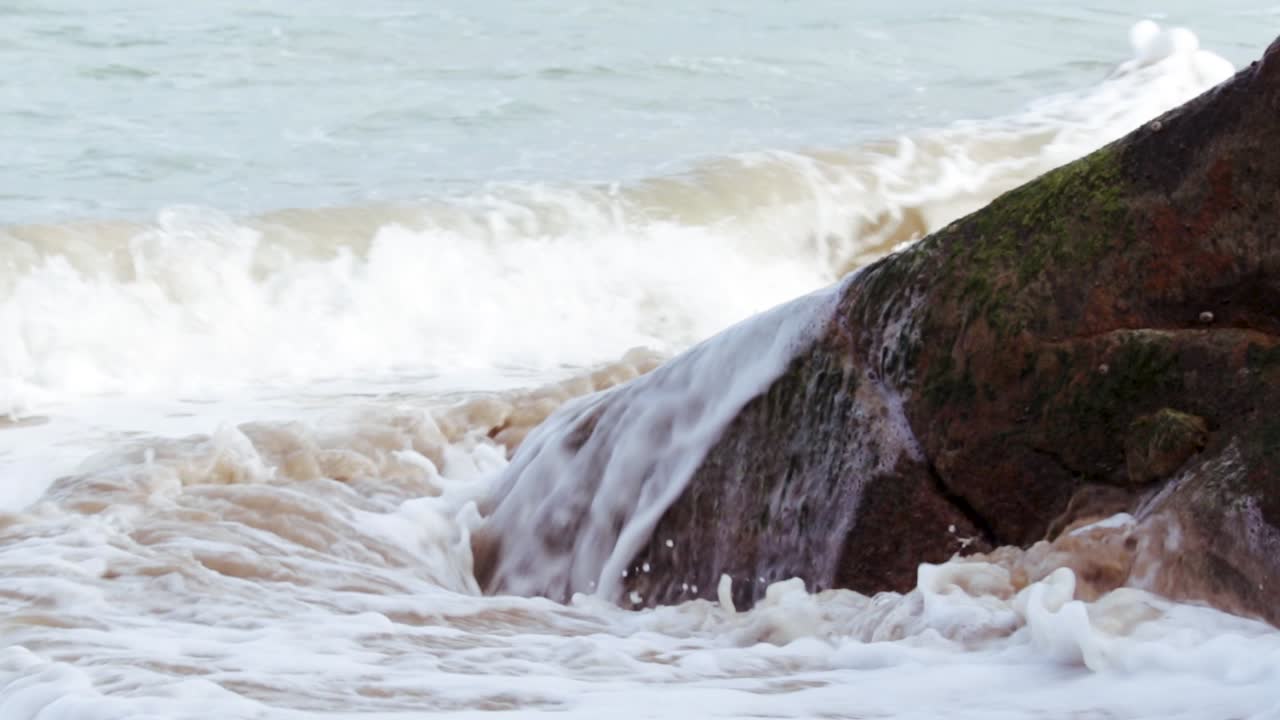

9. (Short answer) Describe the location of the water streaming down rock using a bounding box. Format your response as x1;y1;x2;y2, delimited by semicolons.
478;259;990;610
480;34;1280;623
475;280;845;603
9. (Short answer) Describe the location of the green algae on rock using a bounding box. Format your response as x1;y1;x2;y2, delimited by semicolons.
1125;409;1210;487
616;36;1280;624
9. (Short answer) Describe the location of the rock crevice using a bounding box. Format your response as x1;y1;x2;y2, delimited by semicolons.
923;454;1000;548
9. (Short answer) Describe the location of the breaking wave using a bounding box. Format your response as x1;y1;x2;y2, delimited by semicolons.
0;21;1235;416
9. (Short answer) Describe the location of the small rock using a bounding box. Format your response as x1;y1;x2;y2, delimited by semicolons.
1151;119;1164;132
1199;310;1215;324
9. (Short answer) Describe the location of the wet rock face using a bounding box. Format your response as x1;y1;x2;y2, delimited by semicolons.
620;347;993;610
623;37;1280;621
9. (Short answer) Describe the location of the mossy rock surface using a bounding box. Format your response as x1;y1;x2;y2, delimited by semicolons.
1125;409;1210;486
617;38;1280;625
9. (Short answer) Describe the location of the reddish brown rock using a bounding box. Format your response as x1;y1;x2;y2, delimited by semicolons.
622;37;1280;621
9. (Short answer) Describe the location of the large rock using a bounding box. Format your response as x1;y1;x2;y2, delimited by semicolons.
620;38;1280;621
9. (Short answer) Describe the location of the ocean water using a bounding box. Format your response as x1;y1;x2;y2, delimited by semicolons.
2;2;1280;717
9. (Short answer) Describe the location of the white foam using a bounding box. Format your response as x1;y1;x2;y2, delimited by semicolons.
0;205;824;417
0;22;1236;417
717;574;736;613
7;472;1280;720
3;388;1279;719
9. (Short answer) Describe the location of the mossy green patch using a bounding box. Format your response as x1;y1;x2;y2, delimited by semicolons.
905;145;1138;410
1124;408;1209;485
927;145;1132;338
1067;334;1183;434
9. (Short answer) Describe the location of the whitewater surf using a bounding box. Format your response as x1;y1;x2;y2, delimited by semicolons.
2;11;1278;719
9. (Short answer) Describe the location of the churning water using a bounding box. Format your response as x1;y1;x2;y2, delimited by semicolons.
2;3;1279;717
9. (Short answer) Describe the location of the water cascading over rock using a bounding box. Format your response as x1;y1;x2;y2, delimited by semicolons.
477;36;1280;625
